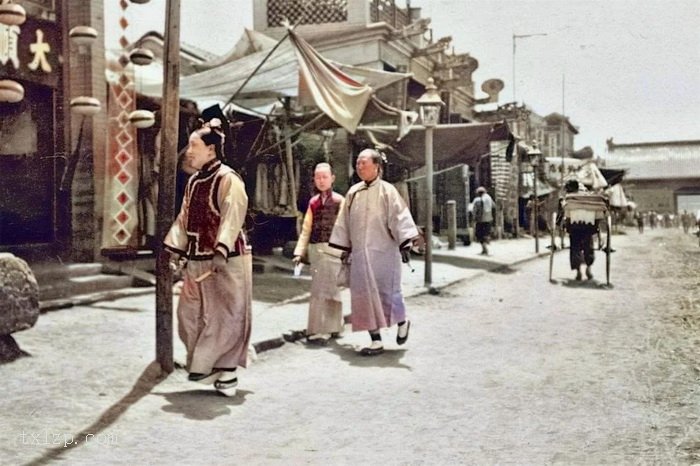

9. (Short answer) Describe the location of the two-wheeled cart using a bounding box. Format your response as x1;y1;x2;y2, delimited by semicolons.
549;193;612;286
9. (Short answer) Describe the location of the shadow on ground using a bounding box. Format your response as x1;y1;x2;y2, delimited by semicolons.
252;273;310;303
325;341;412;371
558;278;614;289
155;388;253;420
24;362;166;466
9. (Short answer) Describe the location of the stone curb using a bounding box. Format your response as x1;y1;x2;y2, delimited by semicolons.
39;287;156;313
37;250;553;356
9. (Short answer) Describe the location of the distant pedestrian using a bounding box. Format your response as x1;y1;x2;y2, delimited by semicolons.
649;211;657;229
164;117;251;397
635;211;644;233
330;149;420;356
663;213;671;228
472;186;495;255
681;210;691;234
293;163;345;345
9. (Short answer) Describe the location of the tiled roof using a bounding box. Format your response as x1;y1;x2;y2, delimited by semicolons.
602;141;700;180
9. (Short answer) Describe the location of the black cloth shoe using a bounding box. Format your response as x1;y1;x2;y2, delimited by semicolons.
214;376;238;397
360;341;384;356
188;370;222;385
283;329;307;343
306;335;329;346
396;320;411;345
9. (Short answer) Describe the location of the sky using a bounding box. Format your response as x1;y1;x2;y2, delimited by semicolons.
105;0;700;156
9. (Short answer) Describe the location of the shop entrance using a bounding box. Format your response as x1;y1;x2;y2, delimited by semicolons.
0;85;57;247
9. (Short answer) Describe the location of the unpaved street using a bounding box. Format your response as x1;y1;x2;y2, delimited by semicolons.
224;228;698;464
6;228;700;465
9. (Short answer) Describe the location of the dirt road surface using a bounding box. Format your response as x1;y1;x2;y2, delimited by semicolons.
2;229;698;465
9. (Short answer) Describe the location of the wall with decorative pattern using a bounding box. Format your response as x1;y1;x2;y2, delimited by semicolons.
101;0;139;250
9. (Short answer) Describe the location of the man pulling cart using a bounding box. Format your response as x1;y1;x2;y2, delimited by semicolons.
551;179;612;286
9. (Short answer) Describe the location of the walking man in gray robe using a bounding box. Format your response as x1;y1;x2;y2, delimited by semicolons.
330;149;420;356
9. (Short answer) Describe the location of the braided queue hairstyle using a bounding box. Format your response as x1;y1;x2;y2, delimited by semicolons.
359;148;388;177
196;117;226;161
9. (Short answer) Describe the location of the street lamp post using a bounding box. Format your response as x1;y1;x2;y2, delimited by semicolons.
416;78;444;289
528;142;543;253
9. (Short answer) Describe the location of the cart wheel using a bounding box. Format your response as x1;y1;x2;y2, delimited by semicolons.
605;214;612;286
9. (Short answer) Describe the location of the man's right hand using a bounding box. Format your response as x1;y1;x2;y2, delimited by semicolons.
292;256;301;265
168;252;183;273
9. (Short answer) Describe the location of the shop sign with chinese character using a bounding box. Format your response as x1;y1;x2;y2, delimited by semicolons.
0;17;60;88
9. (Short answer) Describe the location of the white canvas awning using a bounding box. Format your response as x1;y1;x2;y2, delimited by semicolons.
123;31;411;119
521;172;558;198
606;183;629;208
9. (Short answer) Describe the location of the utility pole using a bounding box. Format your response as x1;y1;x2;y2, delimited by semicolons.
155;0;181;374
560;73;565;188
512;32;548;102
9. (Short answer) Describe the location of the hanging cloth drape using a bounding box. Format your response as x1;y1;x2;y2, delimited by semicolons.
289;30;373;134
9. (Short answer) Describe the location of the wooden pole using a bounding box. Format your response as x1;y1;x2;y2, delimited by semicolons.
533;168;539;253
282;98;299;232
155;0;181;374
446;200;456;250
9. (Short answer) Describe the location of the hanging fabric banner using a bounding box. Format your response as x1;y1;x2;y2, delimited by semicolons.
288;29;373;134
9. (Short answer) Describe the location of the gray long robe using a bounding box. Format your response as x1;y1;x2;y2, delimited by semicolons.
329;178;418;332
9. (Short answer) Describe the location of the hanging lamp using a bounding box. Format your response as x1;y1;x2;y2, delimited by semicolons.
129;48;154;66
0;1;26;26
69;26;99;46
128;109;155;128
0;79;24;103
70;96;101;115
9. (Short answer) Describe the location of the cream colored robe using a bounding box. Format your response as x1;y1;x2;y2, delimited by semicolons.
294;192;344;335
330;178;418;332
164;160;252;372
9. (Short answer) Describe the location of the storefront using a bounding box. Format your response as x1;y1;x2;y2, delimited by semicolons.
0;14;66;257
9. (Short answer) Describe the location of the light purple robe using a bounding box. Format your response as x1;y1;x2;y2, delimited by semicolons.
329;178;418;332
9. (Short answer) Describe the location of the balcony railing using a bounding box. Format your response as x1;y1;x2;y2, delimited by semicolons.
370;0;410;29
267;0;348;27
